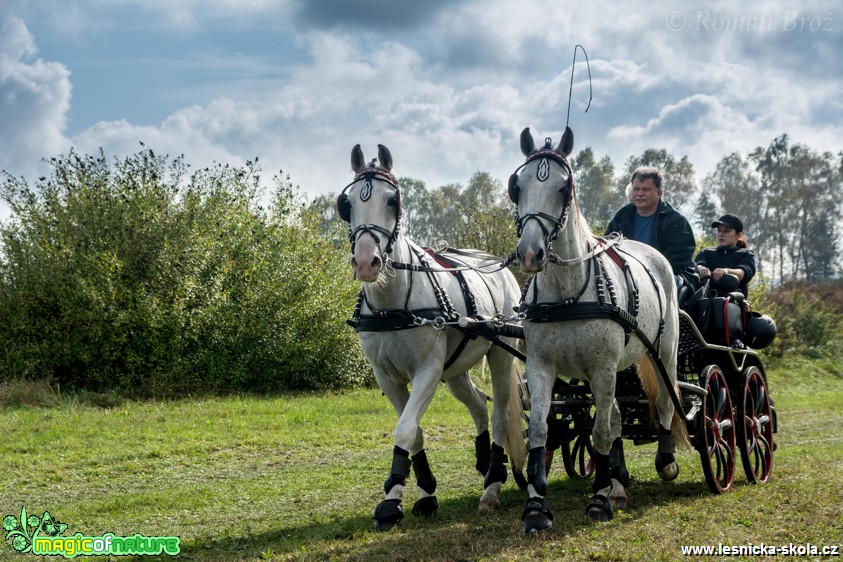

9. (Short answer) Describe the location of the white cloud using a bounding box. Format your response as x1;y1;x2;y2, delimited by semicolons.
1;0;841;217
0;15;72;181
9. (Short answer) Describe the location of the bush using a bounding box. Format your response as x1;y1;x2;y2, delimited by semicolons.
751;278;843;359
0;147;370;396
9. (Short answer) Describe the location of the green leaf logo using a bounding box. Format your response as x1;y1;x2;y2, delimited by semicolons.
3;507;69;554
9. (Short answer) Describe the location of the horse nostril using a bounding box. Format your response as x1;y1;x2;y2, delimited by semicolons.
535;248;545;263
351;256;359;270
371;256;382;272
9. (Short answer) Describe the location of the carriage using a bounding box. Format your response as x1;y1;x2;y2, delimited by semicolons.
534;305;778;496
338;132;778;534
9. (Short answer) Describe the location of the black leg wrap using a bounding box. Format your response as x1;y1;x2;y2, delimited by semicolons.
655;426;676;473
483;442;509;489
373;499;404;531
586;493;614;522
591;451;611;494
609;437;630;488
384;446;412;494
527;447;548;496
412;450;437;495
521;497;554;534
474;430;491;476
411;495;439;518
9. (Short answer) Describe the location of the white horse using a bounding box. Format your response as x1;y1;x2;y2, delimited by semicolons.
508;127;690;532
338;143;526;530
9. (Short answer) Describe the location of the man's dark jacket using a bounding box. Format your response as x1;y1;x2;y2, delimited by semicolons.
605;200;700;291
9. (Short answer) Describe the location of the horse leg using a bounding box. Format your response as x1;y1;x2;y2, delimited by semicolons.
443;372;490;475
410;449;438;517
479;348;522;513
587;370;620;522
372;376;412;531
521;363;555;534
607;400;629;510
652;355;682;482
655;424;678;481
443;372;502;513
373;368;442;528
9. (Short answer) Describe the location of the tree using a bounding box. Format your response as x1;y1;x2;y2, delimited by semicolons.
693;189;718;233
453;171;517;258
749;136;842;282
572;147;621;231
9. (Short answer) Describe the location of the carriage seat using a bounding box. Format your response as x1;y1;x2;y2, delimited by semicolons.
677;284;691;307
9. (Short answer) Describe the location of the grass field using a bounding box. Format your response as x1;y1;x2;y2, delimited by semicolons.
1;355;842;561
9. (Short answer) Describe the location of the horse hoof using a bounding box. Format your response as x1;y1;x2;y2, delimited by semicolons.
609;493;628;511
373;499;404;531
478;482;502;513
411;495;438;517
586;494;614;523
608;479;628;510
658;462;680;481
521;498;553;534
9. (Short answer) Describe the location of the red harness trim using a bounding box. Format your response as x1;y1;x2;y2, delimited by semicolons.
424;248;459;276
604;243;626;270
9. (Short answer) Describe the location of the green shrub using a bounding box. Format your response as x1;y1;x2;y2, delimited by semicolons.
751;278;843;359
0;147;370;396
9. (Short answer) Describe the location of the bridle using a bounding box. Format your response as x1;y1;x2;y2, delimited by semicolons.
508;139;575;255
336;163;402;260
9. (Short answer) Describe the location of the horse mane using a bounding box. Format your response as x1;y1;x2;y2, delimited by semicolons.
571;188;599;245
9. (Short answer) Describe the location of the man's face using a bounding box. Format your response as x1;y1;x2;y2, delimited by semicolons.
631;177;661;216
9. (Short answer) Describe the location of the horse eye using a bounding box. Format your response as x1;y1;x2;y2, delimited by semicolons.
387;196;398;207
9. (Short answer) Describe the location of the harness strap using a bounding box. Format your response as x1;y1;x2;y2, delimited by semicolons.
523;301;684;416
348;241;508;372
349;307;443;332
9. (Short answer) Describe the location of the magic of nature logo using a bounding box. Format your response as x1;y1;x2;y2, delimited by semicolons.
3;506;180;558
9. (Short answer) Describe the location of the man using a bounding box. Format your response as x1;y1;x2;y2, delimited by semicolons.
605;167;699;293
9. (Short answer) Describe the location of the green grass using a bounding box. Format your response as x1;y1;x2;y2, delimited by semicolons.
1;359;842;561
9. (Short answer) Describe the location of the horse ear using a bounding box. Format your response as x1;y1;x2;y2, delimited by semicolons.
377;144;393;171
351;144;365;173
558;126;574;157
336;193;351;222
508;174;520;204
520;127;536;156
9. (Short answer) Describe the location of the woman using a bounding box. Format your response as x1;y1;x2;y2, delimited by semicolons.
695;214;756;297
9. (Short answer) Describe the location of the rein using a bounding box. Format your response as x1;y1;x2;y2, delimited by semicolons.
548;235;620;266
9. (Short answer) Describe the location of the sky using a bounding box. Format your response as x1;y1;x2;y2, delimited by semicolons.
1;0;842;215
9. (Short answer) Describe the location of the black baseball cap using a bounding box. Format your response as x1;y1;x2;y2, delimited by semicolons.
711;214;743;232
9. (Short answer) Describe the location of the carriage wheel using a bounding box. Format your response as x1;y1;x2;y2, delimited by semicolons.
696;365;736;493
737;366;774;483
560;405;596;479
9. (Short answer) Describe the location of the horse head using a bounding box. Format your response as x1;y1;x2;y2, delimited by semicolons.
338;144;402;282
509;126;575;272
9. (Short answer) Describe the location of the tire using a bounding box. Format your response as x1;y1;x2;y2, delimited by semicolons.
736;366;774;483
696;365;736;493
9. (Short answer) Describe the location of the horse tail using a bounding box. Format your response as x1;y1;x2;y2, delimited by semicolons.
636;357;691;450
504;361;527;475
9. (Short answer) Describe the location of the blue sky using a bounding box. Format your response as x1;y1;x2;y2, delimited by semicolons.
2;0;841;213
